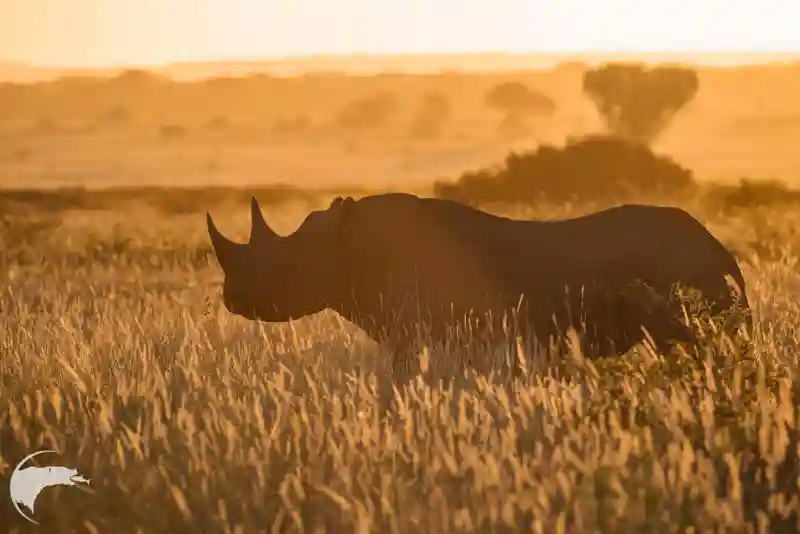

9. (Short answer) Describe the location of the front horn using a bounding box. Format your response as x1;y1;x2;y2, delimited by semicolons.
249;196;278;243
207;213;243;270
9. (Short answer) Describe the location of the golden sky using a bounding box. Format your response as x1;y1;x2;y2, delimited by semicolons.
2;0;798;68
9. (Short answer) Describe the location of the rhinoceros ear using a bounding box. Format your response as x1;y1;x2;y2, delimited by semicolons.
249;196;278;244
329;196;357;236
330;196;355;211
330;196;352;209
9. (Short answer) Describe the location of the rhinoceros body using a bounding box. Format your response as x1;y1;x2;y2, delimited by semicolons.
207;193;751;396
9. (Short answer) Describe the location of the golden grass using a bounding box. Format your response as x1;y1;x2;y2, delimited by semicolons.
1;190;800;532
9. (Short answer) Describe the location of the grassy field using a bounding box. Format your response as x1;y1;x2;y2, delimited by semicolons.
1;188;800;533
2;60;800;532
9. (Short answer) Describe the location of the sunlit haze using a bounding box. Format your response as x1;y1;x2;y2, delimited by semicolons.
2;0;799;68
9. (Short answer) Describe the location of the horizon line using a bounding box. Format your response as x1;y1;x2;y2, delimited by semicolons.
5;50;800;72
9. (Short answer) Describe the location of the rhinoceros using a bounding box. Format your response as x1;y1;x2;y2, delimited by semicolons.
207;193;751;398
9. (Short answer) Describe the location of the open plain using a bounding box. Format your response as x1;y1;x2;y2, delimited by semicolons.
2;60;800;532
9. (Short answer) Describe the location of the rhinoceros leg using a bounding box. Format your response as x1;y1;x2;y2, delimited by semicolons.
621;281;697;355
569;281;695;359
374;337;424;416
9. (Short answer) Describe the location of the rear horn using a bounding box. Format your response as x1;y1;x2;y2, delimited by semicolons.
249;197;278;243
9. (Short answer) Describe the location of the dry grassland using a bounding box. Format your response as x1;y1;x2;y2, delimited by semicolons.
1;190;800;533
2;61;800;533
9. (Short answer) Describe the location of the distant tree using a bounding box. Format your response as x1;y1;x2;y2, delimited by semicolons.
485;82;555;140
336;92;396;132
103;70;165;118
409;92;451;140
272;114;311;136
159;123;187;140
583;63;699;145
96;105;132;127
112;69;164;85
108;69;165;92
206;115;231;130
35;116;58;134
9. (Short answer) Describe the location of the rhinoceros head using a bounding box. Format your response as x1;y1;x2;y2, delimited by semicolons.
207;196;355;322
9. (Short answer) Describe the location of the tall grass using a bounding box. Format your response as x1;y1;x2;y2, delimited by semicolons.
1;192;799;533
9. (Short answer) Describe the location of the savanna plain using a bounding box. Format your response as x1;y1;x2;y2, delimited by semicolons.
3;60;800;533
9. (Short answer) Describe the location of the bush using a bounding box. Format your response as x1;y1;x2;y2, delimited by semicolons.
709;178;800;212
206;116;230;130
409;92;450;140
335;92;396;131
272;114;311;136
96;105;132;127
159;123;187;140
433;135;695;205
34;116;59;134
485;82;555;140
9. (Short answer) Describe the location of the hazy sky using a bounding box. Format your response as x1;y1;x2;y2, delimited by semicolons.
2;0;798;67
